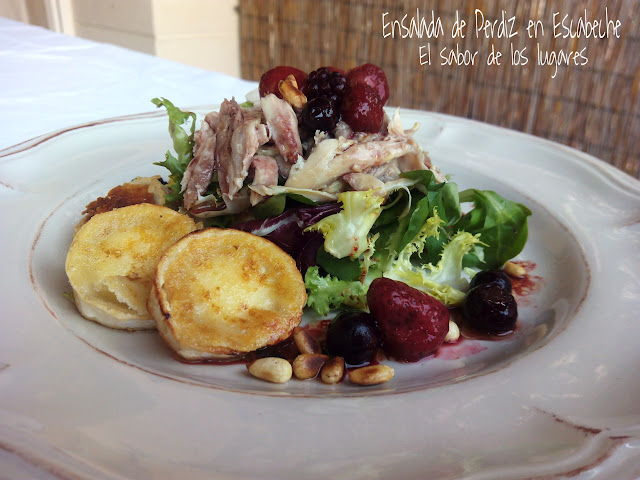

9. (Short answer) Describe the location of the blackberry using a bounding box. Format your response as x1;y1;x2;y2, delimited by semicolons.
304;67;349;106
301;97;339;132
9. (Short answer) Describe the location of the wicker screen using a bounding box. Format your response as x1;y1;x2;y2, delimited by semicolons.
239;0;640;179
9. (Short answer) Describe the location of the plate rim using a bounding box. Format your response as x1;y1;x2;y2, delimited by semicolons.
3;106;640;480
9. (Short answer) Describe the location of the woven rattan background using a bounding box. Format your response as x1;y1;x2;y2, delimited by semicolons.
239;0;640;178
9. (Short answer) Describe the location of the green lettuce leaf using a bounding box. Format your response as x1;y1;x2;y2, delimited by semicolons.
371;171;462;266
457;189;532;269
385;210;483;306
304;266;367;315
316;247;362;282
306;190;384;259
151;97;196;204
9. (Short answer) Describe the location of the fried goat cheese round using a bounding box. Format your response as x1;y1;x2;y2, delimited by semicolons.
147;228;307;361
65;203;199;330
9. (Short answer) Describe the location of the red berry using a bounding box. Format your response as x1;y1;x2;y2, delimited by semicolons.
367;278;450;362
259;66;307;98
347;63;389;105
340;83;384;133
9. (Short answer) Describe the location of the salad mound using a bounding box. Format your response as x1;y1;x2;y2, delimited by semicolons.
68;62;532;386
152;63;530;313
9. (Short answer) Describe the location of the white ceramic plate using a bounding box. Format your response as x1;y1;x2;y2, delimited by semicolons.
1;107;640;479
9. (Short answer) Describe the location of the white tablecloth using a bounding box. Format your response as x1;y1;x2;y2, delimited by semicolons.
0;17;257;151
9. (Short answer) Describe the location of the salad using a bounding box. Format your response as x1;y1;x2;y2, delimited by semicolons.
151;63;532;380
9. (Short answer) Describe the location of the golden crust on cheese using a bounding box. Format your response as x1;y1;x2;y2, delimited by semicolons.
74;176;168;234
148;228;306;361
65;203;199;330
83;176;167;218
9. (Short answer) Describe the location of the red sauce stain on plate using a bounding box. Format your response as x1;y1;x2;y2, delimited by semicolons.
435;338;487;360
510;261;544;306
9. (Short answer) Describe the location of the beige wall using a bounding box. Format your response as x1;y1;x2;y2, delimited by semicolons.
0;0;241;76
0;0;48;26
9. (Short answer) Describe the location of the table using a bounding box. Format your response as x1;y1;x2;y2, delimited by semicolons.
0;17;257;151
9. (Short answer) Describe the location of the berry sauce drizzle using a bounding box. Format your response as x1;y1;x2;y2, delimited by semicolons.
510;261;544;306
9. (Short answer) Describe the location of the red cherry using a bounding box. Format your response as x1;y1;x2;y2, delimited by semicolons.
340;83;384;133
259;66;307;98
347;63;389;105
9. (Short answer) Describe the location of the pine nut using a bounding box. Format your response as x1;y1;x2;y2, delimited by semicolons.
320;357;345;384
293;327;321;354
247;357;292;383
504;261;526;278
292;353;328;380
444;320;460;343
349;365;394;386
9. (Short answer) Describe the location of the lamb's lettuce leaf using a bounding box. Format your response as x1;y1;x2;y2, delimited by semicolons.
457;189;531;269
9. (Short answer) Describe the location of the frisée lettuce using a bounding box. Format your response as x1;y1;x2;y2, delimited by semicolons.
306;190;384;259
305;171;531;313
151;97;196;205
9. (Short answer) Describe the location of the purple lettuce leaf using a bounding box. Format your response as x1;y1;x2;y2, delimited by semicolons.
231;202;342;274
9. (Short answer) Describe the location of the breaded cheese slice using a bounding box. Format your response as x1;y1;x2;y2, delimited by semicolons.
65;203;199;330
148;228;307;361
73;176;168;234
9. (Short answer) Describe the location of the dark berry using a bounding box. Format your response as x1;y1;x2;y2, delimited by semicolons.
347;63;390;105
259;66;307;98
367;278;450;362
301;97;339;132
470;270;512;293
463;283;518;335
304;67;350;106
326;310;380;365
340;83;384;133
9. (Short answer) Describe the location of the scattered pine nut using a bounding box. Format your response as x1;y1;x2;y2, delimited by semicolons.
247;357;292;384
349;365;394;386
293;327;321;354
320;357;345;384
444;320;460;343
504;261;526;278
292;353;328;380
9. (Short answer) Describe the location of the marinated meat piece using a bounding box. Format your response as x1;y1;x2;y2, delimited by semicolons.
228;118;269;197
183;112;219;210
343;173;385;192
285;136;410;190
361;159;402;183
214;99;240;194
261;94;303;163
333;120;353;139
285;110;441;190
257;144;290;178
215;98;270;200
249;155;279;205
